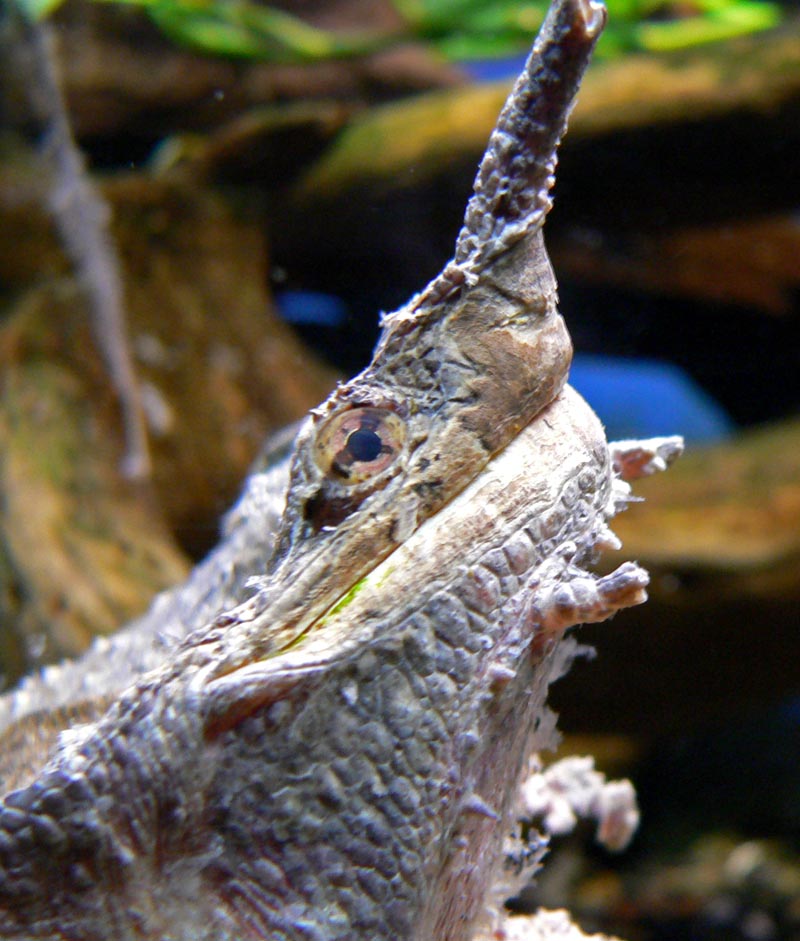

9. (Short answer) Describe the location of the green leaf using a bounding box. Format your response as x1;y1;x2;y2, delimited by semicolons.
636;1;781;51
147;0;334;60
11;0;68;20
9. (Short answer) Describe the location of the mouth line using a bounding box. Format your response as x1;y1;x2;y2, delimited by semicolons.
217;386;608;680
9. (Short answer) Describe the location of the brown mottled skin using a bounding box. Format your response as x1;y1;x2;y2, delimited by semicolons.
0;2;681;938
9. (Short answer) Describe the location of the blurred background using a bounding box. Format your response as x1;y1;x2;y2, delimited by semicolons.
0;0;798;936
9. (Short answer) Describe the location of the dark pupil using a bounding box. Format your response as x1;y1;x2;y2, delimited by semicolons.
347;428;383;463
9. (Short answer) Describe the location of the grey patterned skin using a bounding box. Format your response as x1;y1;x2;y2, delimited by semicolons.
0;1;681;938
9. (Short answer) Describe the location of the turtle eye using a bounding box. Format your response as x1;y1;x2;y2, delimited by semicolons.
313;407;406;484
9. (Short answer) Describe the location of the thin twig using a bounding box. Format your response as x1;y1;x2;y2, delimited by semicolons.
4;5;151;480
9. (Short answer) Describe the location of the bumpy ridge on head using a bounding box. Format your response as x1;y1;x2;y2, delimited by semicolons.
377;0;605;337
454;0;606;273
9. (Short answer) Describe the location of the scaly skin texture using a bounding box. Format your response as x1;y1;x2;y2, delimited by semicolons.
0;1;681;938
